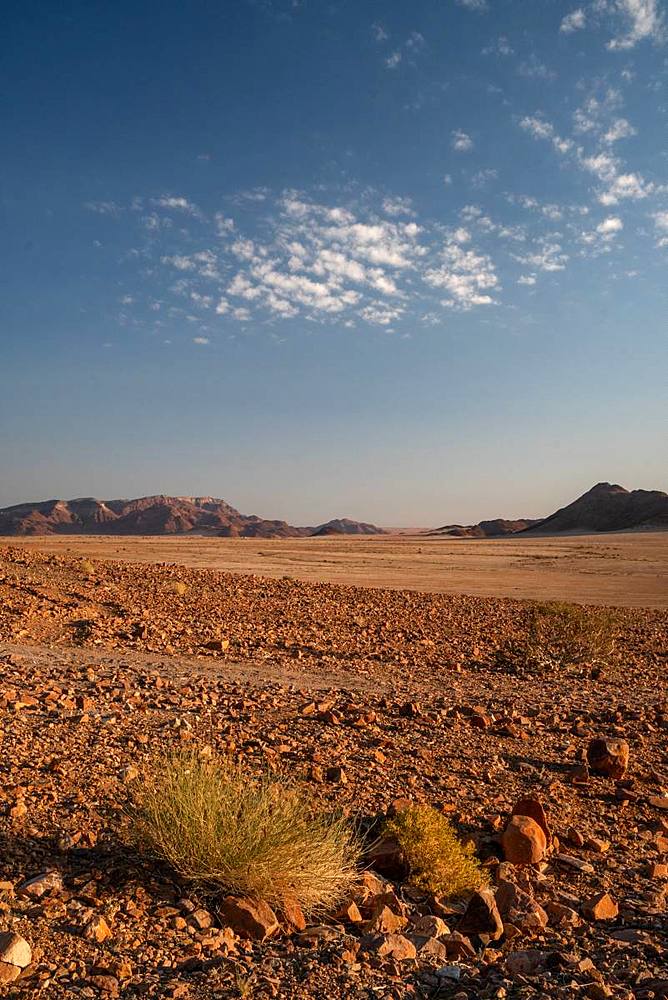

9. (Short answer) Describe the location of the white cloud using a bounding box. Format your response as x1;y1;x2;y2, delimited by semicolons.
424;238;498;309
596;216;624;235
456;0;488;10
192;336;210;344
603;117;636;142
600;0;665;49
514;242;569;272
452;130;474;152
654;210;668;231
371;22;388;42
561;8;587;31
599;172;654;204
471;168;498;188
519;115;573;154
154;195;202;217
517;274;537;285
215;213;235;234
382;196;414;217
654;210;668;245
385;51;402;68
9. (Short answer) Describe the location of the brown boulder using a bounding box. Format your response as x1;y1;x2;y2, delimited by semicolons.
502;815;547;864
582;891;618;921
458;889;504;941
0;931;31;982
366;904;407;935
586;738;629;779
376;933;417;962
511;797;551;842
219;896;279;940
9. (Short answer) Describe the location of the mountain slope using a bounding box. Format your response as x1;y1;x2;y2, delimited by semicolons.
0;496;385;538
429;518;541;538
521;482;668;535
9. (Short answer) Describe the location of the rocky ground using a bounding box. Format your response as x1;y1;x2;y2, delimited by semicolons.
0;545;666;999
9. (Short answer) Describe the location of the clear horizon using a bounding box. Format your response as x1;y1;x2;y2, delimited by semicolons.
2;0;666;524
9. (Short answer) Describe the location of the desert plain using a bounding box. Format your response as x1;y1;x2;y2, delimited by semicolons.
5;530;668;608
0;532;666;999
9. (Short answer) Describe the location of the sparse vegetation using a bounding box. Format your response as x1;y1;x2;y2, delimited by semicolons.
129;751;362;913
79;559;95;577
165;580;187;596
492;600;619;675
384;804;486;899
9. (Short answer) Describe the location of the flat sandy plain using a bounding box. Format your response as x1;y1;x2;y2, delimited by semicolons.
5;530;668;608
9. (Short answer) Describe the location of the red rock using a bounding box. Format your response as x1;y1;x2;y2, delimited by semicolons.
0;932;31;970
458;889;503;941
376;933;417;961
502;815;547;864
582;892;618;921
511;797;551;842
18;871;63;898
506;949;548;977
219;896;279;940
366;905;407;935
280;898;306;932
84;914;112;942
586;738;629;779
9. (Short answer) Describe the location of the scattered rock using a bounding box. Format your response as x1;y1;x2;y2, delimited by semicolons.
582;892;619;921
219;896;279;941
502;814;547;864
586;738;630;779
457;889;503;941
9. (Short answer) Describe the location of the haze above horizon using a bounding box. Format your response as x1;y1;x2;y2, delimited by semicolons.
2;0;666;524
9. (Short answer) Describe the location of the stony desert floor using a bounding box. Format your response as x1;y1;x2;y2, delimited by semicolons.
5;531;668;608
0;542;666;999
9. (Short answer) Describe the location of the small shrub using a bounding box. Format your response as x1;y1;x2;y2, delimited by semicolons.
79;559;95;578
129;751;362;914
493;601;618;675
384;804;485;899
166;580;187;596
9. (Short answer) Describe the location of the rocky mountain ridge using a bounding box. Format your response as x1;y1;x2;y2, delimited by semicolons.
431;483;668;538
0;495;387;539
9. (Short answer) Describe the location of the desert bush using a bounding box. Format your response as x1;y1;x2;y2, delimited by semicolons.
129;751;362;913
79;559;95;577
166;580;187;596
493;601;618;675
384;805;485;899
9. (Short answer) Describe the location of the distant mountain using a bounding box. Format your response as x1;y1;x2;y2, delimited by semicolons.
0;496;386;539
311;518;387;537
521;482;668;535
429;517;541;538
429;482;668;538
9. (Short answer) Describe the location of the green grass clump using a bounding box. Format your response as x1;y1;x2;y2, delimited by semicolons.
129;751;362;914
493;600;618;675
384;804;485;899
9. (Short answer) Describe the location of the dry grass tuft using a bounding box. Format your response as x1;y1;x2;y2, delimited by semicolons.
493;600;618;675
129;751;362;913
384;804;485;899
79;559;95;578
165;580;187;596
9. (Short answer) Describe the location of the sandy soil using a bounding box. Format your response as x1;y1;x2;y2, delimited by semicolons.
4;531;668;608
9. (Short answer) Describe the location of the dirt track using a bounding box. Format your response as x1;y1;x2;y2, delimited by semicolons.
4;531;668;608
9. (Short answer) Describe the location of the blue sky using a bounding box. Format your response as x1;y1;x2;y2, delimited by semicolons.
2;0;667;525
